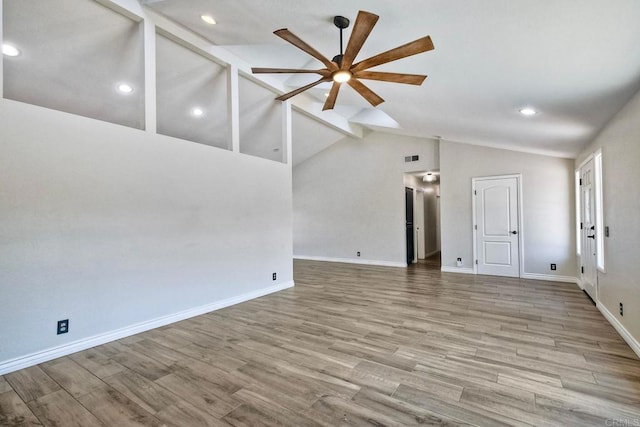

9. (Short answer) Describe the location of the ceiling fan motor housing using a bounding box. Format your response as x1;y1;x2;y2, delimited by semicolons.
333;16;350;29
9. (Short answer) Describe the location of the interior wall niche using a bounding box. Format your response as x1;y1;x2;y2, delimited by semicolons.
238;75;284;163
2;0;145;129
156;33;230;149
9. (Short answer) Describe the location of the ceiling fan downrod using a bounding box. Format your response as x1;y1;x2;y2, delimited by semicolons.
332;15;350;67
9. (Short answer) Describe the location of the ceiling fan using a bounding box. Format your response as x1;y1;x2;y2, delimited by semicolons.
251;10;434;111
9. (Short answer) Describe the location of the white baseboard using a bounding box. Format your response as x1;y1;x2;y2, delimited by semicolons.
294;255;407;268
441;266;475;275
520;273;579;284
0;281;294;376
597;302;640;359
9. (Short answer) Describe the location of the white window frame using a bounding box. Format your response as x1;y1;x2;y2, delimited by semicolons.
594;149;605;272
575;169;581;256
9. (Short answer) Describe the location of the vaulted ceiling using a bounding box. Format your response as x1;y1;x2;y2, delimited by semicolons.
5;0;640;161
143;0;640;159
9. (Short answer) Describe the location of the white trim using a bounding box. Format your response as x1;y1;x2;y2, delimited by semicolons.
520;273;578;284
0;281;294;375
594;148;605;273
293;255;407;268
228;64;240;152
0;0;4;99
441;266;475;275
597;302;640;359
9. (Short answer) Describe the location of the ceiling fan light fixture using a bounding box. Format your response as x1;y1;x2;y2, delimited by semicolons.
333;70;352;83
200;14;216;25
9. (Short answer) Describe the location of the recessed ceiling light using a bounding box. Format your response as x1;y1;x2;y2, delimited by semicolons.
519;107;537;116
192;107;204;117
117;83;133;94
201;14;216;25
2;43;20;57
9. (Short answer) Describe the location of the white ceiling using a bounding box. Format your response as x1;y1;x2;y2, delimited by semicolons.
144;0;640;158
4;0;640;161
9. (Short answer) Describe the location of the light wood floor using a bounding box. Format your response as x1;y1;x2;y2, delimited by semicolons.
2;260;640;426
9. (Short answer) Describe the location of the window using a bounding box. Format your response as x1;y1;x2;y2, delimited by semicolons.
3;0;144;129
156;33;230;149
575;169;581;256
594;149;605;272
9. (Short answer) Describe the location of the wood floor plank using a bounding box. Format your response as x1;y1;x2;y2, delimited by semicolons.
2;258;639;425
0;377;12;394
68;348;126;379
0;391;43;427
76;387;163;426
27;389;103;427
40;358;105;399
154;372;241;418
4;366;60;403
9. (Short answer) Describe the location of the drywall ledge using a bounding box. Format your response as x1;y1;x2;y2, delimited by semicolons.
0;281;294;375
294;255;407;268
521;273;579;284
597;302;640;360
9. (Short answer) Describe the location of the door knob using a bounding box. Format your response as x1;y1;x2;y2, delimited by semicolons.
587;234;595;239
511;231;517;235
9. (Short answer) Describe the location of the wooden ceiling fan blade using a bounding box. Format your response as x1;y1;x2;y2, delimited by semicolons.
354;71;427;85
252;68;330;77
275;77;331;102
351;36;434;72
322;82;341;111
347;79;384;107
341;11;379;70
274;29;337;71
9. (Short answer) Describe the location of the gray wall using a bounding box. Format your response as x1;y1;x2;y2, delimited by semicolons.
0;99;293;366
576;88;640;344
293;133;437;266
423;182;440;256
440;141;576;277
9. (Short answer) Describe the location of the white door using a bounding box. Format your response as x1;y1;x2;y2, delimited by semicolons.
580;159;597;300
475;177;520;277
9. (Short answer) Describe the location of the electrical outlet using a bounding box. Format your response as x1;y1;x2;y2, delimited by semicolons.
272;272;277;281
456;258;463;267
357;251;361;257
57;319;69;335
620;302;624;316
550;263;556;271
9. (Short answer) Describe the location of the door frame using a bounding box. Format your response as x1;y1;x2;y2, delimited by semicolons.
472;174;524;277
576;149;604;298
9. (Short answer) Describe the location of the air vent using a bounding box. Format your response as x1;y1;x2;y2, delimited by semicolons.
404;155;420;162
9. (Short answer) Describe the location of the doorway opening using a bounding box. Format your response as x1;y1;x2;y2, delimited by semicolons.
404;172;441;269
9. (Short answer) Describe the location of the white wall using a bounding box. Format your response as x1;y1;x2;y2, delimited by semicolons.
293;133;437;266
440;141;576;278
0;99;293;369
576;88;640;348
